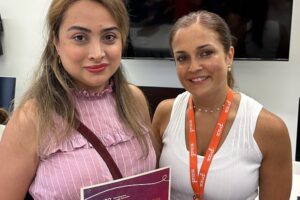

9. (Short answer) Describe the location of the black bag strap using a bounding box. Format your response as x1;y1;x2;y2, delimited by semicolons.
77;120;123;180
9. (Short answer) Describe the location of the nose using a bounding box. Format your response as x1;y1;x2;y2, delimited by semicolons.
88;42;105;62
188;57;203;72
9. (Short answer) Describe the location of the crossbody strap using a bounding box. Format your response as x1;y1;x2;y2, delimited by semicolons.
77;120;123;180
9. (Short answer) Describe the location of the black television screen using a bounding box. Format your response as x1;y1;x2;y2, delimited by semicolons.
124;0;293;61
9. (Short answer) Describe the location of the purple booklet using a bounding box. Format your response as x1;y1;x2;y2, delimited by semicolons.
80;167;171;200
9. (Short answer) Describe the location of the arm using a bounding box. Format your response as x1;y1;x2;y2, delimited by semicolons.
254;109;292;200
151;98;174;162
0;102;39;199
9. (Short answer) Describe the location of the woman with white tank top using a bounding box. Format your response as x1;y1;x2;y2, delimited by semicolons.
152;10;292;200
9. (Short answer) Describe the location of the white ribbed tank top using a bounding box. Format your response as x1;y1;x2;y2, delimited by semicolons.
159;92;263;200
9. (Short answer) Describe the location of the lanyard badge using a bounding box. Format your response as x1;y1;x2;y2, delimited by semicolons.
188;89;233;200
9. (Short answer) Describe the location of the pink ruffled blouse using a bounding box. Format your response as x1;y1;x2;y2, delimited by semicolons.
29;85;156;199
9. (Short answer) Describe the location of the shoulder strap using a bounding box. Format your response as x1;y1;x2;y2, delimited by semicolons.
77;121;123;180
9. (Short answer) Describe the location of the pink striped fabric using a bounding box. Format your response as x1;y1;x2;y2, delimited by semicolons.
29;88;156;200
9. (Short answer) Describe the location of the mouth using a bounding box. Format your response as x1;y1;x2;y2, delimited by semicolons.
85;63;108;73
190;76;209;83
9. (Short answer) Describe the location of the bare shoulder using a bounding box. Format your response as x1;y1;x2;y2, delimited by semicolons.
155;98;175;118
152;98;175;137
254;108;290;156
128;84;151;122
255;108;288;139
1;99;38;149
128;84;143;96
12;99;38;129
128;84;148;104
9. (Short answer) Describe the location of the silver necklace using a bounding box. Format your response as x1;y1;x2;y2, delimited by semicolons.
193;104;224;113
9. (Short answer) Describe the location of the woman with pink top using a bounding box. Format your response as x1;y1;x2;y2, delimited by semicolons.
0;0;156;199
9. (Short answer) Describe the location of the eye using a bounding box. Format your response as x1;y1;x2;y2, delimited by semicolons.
103;33;117;43
72;34;87;42
200;50;214;57
175;54;188;63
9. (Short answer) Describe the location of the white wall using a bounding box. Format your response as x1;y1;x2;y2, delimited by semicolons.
0;0;52;100
1;0;300;158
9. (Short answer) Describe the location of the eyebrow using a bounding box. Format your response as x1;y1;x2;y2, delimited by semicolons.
174;44;211;54
196;44;211;50
67;26;120;33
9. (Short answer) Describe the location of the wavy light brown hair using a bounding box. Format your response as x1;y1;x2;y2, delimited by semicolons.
169;10;235;88
19;0;150;154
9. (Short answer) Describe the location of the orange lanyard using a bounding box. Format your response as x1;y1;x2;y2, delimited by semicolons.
188;89;233;200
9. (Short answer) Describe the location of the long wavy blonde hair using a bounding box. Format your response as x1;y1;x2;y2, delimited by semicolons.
19;0;150;154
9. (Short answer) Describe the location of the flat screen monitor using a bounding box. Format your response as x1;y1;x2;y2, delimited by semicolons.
124;0;293;61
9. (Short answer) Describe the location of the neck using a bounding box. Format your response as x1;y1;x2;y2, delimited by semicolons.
75;80;110;93
192;87;229;111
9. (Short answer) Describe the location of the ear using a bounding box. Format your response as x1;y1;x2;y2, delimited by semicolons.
226;46;234;65
53;36;60;55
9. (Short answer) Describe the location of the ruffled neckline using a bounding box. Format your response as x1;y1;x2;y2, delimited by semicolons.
73;82;113;98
